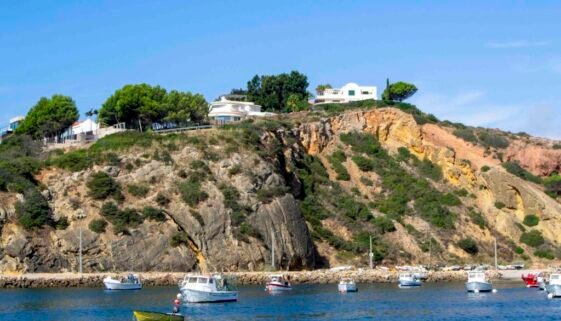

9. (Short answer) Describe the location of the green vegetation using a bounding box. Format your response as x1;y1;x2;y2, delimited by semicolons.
87;172;123;201
16;95;79;139
515;246;524;254
256;186;289;203
502;162;542;184
373;216;396;233
127;184;150;198
328;151;350;181
535;249;555;260
246;71;309;112
453;128;478;144
55;216;69;230
170;232;189;247
15;190;52;230
417;158;443;182
228;164;242;176
99;202;143;234
98;84;207;129
178;180;208;207
360;176;373;186
478;130;509;149
458;238;479;255
142;206;166;222
481;165;491;172
520;230;545;248
382;81;418;102
544;173;561;198
468;210;487;229
89;219;108;233
523;214;539;227
156;193;170;207
494;201;506;210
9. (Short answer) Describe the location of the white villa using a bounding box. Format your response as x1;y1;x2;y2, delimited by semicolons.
61;118;100;141
208;96;276;123
314;82;377;104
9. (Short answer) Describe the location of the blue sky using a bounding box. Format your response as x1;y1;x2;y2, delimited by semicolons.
1;1;560;138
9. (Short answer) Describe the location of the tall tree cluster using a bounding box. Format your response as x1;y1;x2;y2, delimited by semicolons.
382;80;418;102
246;71;309;112
15;95;79;139
98;84;208;129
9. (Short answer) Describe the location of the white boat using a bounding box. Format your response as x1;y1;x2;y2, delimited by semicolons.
465;271;493;293
265;274;292;292
538;274;548;291
103;274;142;290
179;274;238;303
338;278;358;293
546;273;561;298
398;273;422;287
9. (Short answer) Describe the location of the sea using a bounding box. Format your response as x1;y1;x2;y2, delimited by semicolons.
0;281;560;321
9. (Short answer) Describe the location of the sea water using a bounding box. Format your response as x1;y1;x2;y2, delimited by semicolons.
0;281;559;320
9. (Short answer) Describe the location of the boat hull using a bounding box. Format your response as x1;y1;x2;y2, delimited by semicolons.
338;283;358;292
399;280;422;287
266;282;292;291
104;281;142;290
133;310;184;321
180;288;238;303
465;281;493;293
546;284;561;297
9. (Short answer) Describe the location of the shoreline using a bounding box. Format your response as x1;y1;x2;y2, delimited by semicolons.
0;269;521;289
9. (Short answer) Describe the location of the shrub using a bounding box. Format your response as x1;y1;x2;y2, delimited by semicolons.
328;153;350;181
55;216;70;230
553;144;561;150
256;186;288;203
535;249;555;260
104;153;121;166
16;190;51;230
396;147;411;161
50;149;94;172
142;206;166;222
523;214;539;227
373;216;396;233
156;192;170;207
469;211;487;229
340;132;382;156
337;195;371;221
99;202;143;234
87;172;122;200
520;230;545;248
170;232;189;247
455;188;468;197
352;156;375;171
514;246;524;254
544;174;561;198
478;131;509;149
458;238;478;255
481;165;491;172
360;176;373;186
453;128;478;144
417;159;443;181
178;180;208;206
494;201;506;210
218;184;241;210
238;222;261;239
228;164;242;176
440;193;462;206
127;184;150;198
331;150;347;162
502;162;542;184
89;219;108;233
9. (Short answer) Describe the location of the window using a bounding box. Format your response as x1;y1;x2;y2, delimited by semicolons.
348;90;355;96
361;91;370;95
188;277;197;283
198;278;208;284
209;278;214;284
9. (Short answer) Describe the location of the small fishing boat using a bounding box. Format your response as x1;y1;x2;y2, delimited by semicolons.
546;273;561;298
465;271;493;293
338;278;358;293
522;272;539;288
133;310;184;321
398;273;422;287
103;274;142;290
265;274;292;292
538;273;548;291
179;274;238;303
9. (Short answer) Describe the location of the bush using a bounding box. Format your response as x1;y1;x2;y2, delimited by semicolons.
455;188;469;197
340;132;382;156
520;230;545;248
142;206;166;222
156;192;170;207
170;232;189;247
535;249;555;260
523;214;539;227
494;201;506;210
458;238;478;255
374;216;396;233
360;176;373;186
328;153;350;181
99;202;144;234
89;219;108;233
514;246;524;254
87;172;122;200
417;159;443;181
16;190;51;230
453;128;478;144
352;156;375;171
127;184;150;198
55;216;70;230
544;174;561;198
256;186;288;203
502;162;542;184
478;131;509;149
228;164;242;176
49;149;94;172
178;180;208;206
481;165;491;172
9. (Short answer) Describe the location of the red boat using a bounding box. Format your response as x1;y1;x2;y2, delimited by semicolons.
522;273;539;287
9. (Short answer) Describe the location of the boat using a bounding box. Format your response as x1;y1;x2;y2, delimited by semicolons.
398;273;422;287
522;272;539;288
338;278;358;293
133;310;184;321
179;274;238;303
265;274;292;292
538;273;548;291
103;274;142;290
546;273;561;298
465;271;493;293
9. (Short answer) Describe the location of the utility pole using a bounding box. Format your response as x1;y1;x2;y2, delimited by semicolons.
494;238;498;270
369;235;373;269
79;225;83;274
271;231;275;270
428;228;432;270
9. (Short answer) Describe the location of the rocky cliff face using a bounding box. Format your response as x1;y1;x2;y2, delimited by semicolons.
1;107;561;273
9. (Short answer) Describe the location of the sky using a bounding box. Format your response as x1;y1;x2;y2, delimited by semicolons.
1;1;560;138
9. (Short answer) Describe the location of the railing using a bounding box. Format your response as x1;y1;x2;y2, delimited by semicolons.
153;124;213;134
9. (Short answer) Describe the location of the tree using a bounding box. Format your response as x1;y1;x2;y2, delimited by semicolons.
16;95;79;139
382;81;418;102
162;90;208;124
315;84;332;95
246;71;309;112
286;94;309;112
16;189;52;229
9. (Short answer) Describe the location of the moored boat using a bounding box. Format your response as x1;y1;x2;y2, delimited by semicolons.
465;271;493;293
179;274;238;303
265;274;292;292
103;274;142;290
133;310;184;321
522;272;539;288
546;273;561;298
338;278;358;293
398;273;422;287
538;273;547;291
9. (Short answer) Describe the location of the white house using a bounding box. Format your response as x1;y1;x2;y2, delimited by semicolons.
61;118;100;140
314;82;377;104
208;96;276;123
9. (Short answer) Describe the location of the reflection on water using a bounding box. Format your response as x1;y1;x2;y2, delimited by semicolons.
0;281;559;321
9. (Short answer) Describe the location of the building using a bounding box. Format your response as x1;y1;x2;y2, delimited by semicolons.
208;96;276;123
314;82;377;104
0;116;25;138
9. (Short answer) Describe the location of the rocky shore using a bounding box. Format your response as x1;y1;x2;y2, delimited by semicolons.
0;270;503;289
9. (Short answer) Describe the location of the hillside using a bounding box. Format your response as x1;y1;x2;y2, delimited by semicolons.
1;104;561;273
